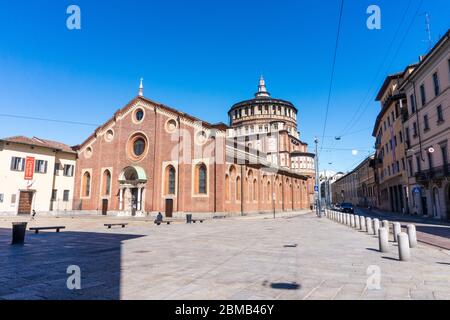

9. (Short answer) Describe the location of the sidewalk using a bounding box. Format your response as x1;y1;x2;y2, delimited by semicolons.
357;207;450;250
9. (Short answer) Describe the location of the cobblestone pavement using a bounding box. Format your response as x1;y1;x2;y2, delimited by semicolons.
356;208;450;250
0;212;449;300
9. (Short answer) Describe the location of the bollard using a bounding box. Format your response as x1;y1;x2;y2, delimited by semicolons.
344;214;348;225
360;216;366;230
378;227;389;253
347;214;351;226
366;217;373;234
397;232;411;261
350;215;355;228
338;212;342;223
382;220;390;235
355;215;360;229
407;225;417;248
393;222;401;243
373;219;380;237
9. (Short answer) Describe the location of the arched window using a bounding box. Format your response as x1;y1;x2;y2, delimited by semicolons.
195;163;207;194
103;170;111;196
165;166;176;195
236;176;241;201
267;181;271;202
82;172;91;197
225;174;230;201
253;179;258;201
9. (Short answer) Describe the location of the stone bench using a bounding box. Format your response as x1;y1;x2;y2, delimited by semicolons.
29;226;66;234
104;223;128;229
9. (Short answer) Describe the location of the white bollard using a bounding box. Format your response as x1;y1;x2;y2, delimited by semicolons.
373;219;380;237
382;220;390;236
393;222;401;243
378;227;389;253
347;214;351;227
407;225;418;248
360;216;366;230
339;212;343;224
398;232;411;261
350;215;355;228
366;217;373;234
355;215;360;229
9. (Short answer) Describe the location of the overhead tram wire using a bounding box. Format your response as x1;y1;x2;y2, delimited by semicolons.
0;113;100;127
334;0;415;142
339;0;424;138
319;0;345;154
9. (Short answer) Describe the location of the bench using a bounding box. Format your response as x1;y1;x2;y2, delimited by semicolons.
192;219;204;224
29;226;66;234
154;220;171;226
104;223;128;229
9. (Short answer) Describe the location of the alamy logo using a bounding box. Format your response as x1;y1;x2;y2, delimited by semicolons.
67;265;81;290
366;265;381;290
366;5;381;30
66;5;81;30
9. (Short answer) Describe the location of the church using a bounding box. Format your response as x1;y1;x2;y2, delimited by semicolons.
72;78;316;217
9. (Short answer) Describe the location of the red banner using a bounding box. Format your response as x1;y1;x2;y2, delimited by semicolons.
24;157;35;180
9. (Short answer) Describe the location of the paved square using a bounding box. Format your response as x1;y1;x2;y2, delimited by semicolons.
1;212;449;300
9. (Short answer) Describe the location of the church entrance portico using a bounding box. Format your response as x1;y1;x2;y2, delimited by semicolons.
118;166;147;217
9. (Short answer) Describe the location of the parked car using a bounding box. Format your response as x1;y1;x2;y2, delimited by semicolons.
340;203;354;214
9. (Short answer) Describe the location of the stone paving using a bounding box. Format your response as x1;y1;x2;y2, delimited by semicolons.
0;212;449;300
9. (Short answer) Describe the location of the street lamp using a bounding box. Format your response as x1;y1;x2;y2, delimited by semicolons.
314;137;322;218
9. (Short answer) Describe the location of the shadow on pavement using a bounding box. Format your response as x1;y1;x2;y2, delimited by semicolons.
0;227;145;300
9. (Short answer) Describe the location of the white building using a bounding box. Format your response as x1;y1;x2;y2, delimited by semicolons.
0;136;76;215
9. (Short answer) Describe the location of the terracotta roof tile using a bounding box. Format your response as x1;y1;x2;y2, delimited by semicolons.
1;136;76;153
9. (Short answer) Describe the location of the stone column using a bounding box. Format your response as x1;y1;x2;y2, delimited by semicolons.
137;187;142;211
119;188;124;211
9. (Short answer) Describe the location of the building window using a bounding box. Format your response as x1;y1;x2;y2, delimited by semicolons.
54;163;60;175
236;176;241;201
0;194;3;203
195;163;207;195
225;175;230;201
63;165;74;177
11;194;16;205
416;156;421;173
424;115;430;131
82;172;91;197
433;72;440;96
437;105;444;123
165;166;176;195
35;160;48;174
51;189;57;201
127;133;148;161
135;108;144;122
10;157;25;171
442;145;448;166
408;159;413;177
103;170;111;196
427;151;434;170
410;94;416;113
420;84;426;106
413;122;418;137
63;190;70;202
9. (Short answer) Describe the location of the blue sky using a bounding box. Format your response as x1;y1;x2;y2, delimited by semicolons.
0;0;449;173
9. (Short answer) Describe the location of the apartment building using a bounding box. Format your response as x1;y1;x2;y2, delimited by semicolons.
0;136;76;215
400;30;450;220
373;65;416;213
331;155;376;207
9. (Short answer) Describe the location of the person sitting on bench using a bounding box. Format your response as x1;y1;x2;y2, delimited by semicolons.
155;212;163;222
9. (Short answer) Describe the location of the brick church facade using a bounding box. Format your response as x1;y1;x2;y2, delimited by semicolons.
73;79;315;217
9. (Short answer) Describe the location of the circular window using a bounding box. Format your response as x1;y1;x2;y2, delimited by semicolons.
105;129;114;142
165;119;177;133
85;146;93;158
134;108;145;123
127;133;149;161
133;138;146;157
196;130;208;145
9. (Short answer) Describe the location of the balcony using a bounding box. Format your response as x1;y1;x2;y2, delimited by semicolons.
415;164;450;183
